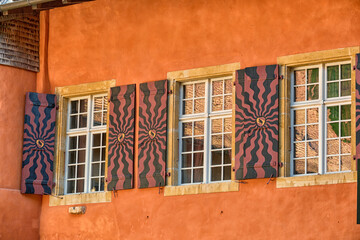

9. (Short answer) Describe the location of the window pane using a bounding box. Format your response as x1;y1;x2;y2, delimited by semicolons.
307;68;319;83
79;114;87;128
76;179;84;193
212;119;222;133
327;139;339;155
341;64;351;79
294;142;305;158
193;168;203;183
224;118;232;132
68;151;76;164
193;137;204;151
211;151;222;165
101;163;105;176
80;99;88;113
67;180;75;194
93;112;102;126
183;84;193;99
224;79;232;94
211;167;221;181
193;152;204;167
327;123;339;138
212;96;223;111
307;158;318;174
327;65;339;81
341;138;351;154
78;150;86;163
77;164;85;178
70;115;78;129
327;106;339;122
341;81;351;96
194;99;205;113
341;122;351;137
224;134;232;148
212;80;223;95
183;100;193;115
327;156;339;172
306;141;318;157
101;148;106;161
92;148;101;162
93;134;101;147
92;163;100;177
224;95;232;110
294;109;305;125
223;150;231;164
307;84;318;100
294;86;305;102
195;83;205;97
307;108;318;123
183;122;192;136
103;97;108;111
341;155;351;171
102;133;107;146
341;105;351;120
68;166;76;179
182;138;192;152
327;82;339;98
211;135;222;149
294;159;305;175
294;126;305;141
181;170;191;184
223;166;231;180
307;125;318;140
94;97;103;111
78;135;86;148
70;100;78;114
194;121;204;136
102;112;107;125
91;178;100;192
294;70;305;85
69;136;77;149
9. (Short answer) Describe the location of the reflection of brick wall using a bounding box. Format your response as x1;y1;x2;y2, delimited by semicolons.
0;14;39;72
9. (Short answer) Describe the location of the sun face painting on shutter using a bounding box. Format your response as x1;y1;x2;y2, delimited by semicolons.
138;80;168;188
21;92;57;195
107;84;135;190
235;65;279;180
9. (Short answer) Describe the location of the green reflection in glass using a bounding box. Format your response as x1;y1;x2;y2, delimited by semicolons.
341;81;351;96
307;68;319;83
341;122;351;137
327;106;339;121
327;82;339;98
341;105;351;120
341;64;351;79
327;66;339;81
307;85;318;100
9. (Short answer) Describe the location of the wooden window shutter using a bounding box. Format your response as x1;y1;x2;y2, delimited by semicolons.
234;65;279;180
21;92;57;195
138;80;168;188
356;54;360;224
106;84;136;190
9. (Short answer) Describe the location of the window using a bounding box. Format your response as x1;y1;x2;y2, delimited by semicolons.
290;62;351;176
179;77;232;184
65;94;108;194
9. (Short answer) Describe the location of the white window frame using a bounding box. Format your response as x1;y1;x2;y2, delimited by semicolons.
178;77;232;185
290;61;352;176
64;94;107;194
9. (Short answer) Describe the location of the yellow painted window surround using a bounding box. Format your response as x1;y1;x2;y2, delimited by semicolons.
49;80;115;206
276;46;360;188
165;63;240;196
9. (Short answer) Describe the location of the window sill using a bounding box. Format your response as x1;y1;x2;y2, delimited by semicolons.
49;191;111;206
164;181;239;196
276;171;357;188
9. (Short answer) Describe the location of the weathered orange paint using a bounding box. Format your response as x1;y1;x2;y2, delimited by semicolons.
32;0;360;239
0;65;41;239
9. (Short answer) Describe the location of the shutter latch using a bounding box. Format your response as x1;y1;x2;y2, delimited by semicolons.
266;173;274;185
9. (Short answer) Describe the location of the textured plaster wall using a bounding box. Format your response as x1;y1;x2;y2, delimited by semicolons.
0;66;41;240
39;0;360;239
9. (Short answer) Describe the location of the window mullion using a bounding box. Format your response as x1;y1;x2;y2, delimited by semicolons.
319;104;325;174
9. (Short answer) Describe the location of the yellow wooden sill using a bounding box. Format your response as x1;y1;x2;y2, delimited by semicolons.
164;181;239;197
276;171;357;188
49;191;111;206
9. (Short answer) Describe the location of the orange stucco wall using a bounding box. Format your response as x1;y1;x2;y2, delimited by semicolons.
0;66;41;239
37;0;360;239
